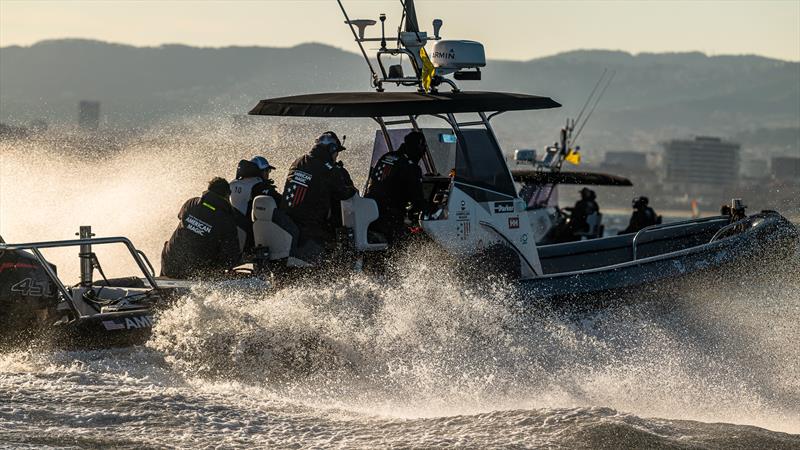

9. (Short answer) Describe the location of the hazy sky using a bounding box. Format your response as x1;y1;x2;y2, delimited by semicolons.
1;0;799;61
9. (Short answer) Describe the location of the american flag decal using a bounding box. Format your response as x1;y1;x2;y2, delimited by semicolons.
102;320;125;331
286;181;309;207
285;170;313;207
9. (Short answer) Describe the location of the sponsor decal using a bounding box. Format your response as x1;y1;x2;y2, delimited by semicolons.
10;278;51;297
102;315;154;331
432;49;456;60
508;216;520;229
493;201;514;214
521;233;529;245
0;262;38;273
185;214;212;236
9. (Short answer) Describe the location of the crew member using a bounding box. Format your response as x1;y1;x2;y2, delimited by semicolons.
229;155;281;252
619;196;660;234
565;187;599;239
161;177;241;279
364;131;428;244
280;132;357;260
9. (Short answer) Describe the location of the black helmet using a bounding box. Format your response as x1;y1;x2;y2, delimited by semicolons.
315;131;346;153
632;196;649;208
402;131;427;162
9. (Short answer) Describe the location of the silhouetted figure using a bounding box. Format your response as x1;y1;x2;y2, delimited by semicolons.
365;131;428;244
161;177;241;279
619;196;660;235
565;187;600;240
280;132;357;261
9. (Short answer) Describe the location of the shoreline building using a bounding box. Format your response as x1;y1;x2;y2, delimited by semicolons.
771;156;800;182
661;136;741;206
663;136;740;187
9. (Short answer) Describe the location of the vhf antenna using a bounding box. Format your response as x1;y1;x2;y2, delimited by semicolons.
336;0;380;89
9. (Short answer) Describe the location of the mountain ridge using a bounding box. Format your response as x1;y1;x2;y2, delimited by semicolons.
1;39;797;154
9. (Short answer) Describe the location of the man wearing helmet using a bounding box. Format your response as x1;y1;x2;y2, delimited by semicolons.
230;155;282;252
564;187;600;240
280;131;357;260
619;196;660;234
364;130;428;245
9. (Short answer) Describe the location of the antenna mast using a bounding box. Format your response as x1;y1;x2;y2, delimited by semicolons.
572;70;615;145
336;0;380;89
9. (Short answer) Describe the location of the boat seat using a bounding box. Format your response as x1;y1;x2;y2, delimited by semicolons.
252;195;292;260
575;212;603;239
341;194;388;252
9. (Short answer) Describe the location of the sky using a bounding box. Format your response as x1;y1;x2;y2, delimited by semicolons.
1;0;799;61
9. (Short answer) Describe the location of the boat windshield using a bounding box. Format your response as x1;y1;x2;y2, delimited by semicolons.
370;128;456;175
454;129;517;201
370;127;517;203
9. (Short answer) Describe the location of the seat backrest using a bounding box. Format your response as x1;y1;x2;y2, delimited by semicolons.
229;177;260;215
581;212;602;236
340;194;386;251
252;195;292;259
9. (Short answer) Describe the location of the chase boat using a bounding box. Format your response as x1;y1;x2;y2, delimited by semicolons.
243;0;798;294
1;0;797;346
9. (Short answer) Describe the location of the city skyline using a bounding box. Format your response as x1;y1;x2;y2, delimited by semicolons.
1;0;799;62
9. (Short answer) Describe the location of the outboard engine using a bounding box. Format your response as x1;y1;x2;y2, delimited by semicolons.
0;241;62;342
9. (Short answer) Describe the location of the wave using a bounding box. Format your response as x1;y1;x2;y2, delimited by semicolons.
148;249;800;433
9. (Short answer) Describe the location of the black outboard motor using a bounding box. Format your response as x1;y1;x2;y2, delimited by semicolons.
0;237;62;342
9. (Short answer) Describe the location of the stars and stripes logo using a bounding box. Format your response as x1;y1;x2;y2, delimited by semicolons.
373;155;398;182
284;170;313;208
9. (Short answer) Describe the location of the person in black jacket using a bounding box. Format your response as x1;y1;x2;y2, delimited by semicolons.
619;196;660;234
229;156;282;252
365;130;428;244
161;177;242;279
565;187;599;240
281;132;357;259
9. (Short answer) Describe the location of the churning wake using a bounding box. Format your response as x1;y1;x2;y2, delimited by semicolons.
1;123;799;447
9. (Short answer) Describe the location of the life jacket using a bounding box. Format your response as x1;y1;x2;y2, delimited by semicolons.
230;177;261;216
229;159;263;216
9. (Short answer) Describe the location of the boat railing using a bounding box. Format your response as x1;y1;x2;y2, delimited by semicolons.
0;236;159;317
631;216;728;261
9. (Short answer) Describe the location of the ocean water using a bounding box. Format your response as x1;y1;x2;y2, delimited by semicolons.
1;125;799;448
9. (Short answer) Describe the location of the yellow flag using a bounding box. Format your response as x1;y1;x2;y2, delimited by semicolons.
565;149;581;165
419;47;435;92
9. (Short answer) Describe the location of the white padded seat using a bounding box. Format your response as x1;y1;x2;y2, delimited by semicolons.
252;195;293;260
340;194;388;252
575;212;603;238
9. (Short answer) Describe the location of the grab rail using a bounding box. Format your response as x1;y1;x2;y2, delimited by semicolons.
710;217;753;242
0;236;160;318
631;216;728;261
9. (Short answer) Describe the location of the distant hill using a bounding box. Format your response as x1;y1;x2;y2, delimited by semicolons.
1;39;798;154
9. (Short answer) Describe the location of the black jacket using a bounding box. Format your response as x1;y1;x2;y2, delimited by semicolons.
620;206;659;234
365;150;426;217
161;191;241;279
280;145;357;243
568;199;599;232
